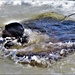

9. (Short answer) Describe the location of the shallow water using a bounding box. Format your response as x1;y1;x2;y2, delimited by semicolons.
0;4;75;74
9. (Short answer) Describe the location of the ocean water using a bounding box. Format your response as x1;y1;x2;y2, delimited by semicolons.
0;0;75;74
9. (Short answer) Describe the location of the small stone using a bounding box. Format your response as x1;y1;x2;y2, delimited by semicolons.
60;49;66;57
4;41;15;49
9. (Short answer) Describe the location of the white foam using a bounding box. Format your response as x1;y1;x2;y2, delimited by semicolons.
0;0;74;7
31;55;40;62
0;37;3;41
0;0;75;17
0;40;75;67
24;29;49;44
4;20;20;25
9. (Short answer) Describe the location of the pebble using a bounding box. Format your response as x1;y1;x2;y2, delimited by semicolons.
60;49;66;56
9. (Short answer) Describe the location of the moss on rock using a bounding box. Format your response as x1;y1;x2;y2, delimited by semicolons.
32;12;65;20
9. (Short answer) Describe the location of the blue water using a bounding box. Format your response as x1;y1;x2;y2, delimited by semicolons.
23;18;75;43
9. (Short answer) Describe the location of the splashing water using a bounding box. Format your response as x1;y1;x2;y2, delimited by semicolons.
0;15;75;68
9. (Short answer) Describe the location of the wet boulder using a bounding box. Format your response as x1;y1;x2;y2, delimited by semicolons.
4;41;15;49
2;22;24;38
2;22;29;48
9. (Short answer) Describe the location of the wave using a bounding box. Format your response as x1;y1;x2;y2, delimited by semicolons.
0;1;75;67
0;15;75;67
0;0;75;6
0;0;75;16
0;40;75;67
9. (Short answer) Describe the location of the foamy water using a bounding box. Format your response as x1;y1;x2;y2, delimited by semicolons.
0;0;75;15
0;0;75;74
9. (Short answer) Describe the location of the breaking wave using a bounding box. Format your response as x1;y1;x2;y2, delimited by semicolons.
0;12;75;67
0;40;75;67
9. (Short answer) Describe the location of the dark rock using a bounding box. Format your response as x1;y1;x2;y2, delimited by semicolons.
2;22;24;38
4;41;15;49
17;35;28;44
0;40;4;44
16;53;25;57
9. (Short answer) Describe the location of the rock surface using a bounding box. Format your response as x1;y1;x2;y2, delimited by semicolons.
2;22;24;38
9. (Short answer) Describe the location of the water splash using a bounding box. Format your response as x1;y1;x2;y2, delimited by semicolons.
0;39;75;67
0;12;75;67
